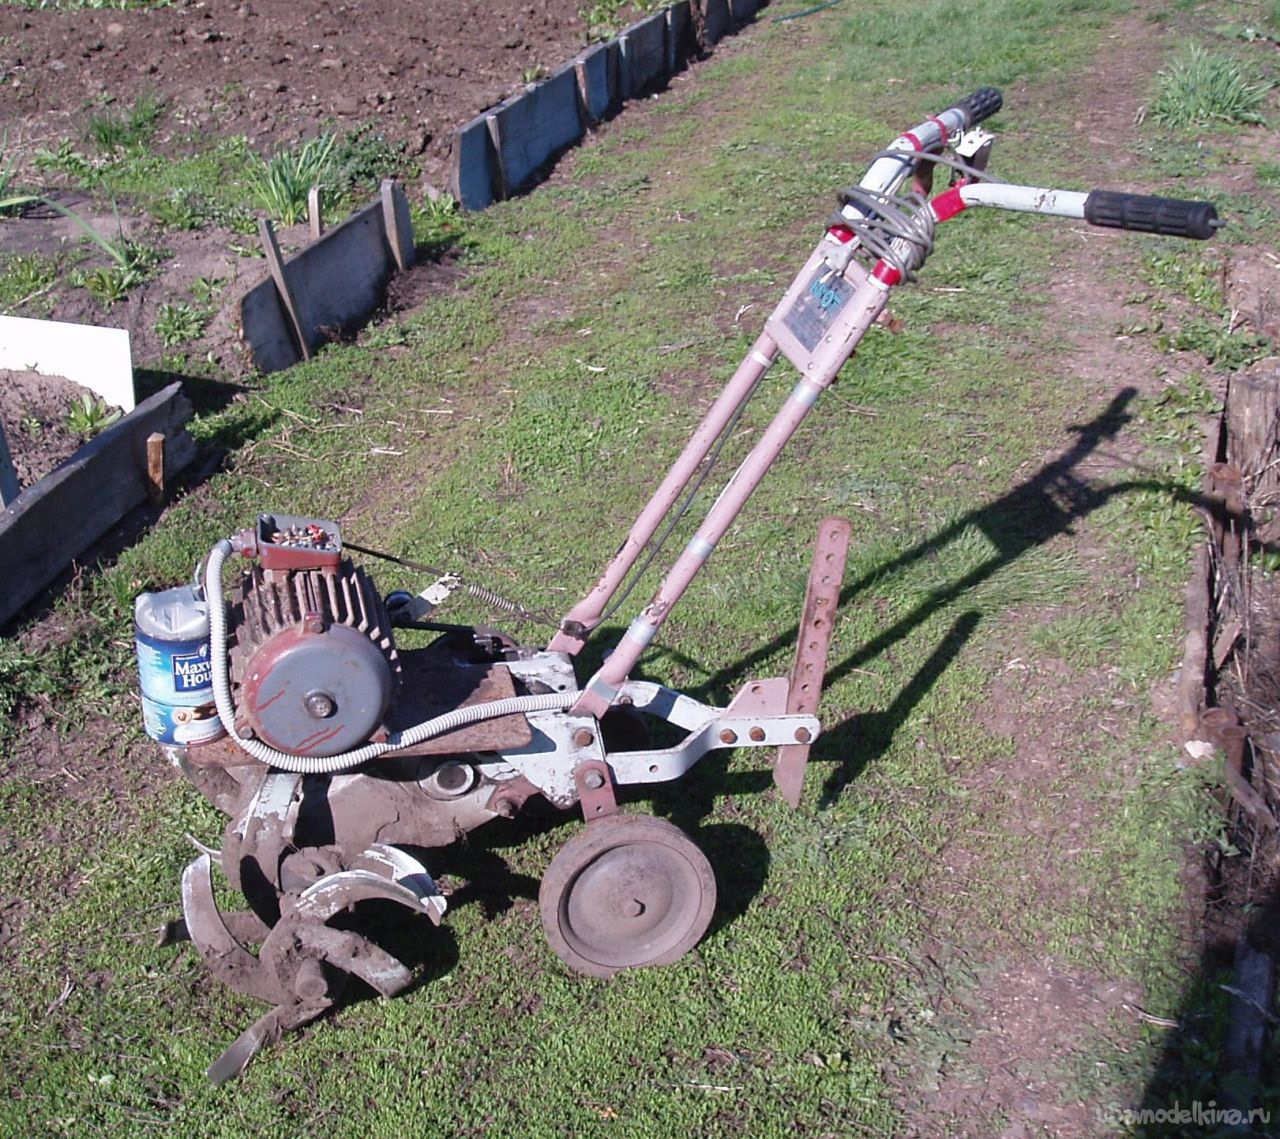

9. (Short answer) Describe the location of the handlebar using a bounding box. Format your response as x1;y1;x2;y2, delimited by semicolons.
1082;190;1221;240
831;90;1223;286
956;86;1003;126
857;87;1003;198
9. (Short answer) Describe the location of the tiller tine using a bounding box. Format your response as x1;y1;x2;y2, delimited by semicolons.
180;854;282;1003
206;998;332;1086
173;846;447;1082
293;842;448;926
774;516;851;807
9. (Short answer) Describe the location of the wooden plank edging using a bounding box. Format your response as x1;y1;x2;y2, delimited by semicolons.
0;382;196;628
239;182;416;373
450;0;768;209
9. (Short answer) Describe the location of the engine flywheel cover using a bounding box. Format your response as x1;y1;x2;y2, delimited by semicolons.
243;623;393;756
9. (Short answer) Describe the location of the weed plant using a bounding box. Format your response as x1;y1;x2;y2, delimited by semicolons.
189;275;223;306
64;392;121;437
68;238;165;304
412;191;463;254
31;139;98;181
153;302;209;347
580;0;664;41
148;187;208;231
85;90;165;154
329;126;410;198
1151;44;1271;126
0;254;58;313
0;136;36;215
243;134;337;224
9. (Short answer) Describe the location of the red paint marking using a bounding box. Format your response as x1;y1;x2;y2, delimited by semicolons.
294;724;347;753
253;686;288;711
826;224;855;244
927;115;950;147
902;131;926;152
929;185;968;224
872;261;902;287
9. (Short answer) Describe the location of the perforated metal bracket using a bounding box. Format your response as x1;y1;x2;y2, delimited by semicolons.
574;760;618;822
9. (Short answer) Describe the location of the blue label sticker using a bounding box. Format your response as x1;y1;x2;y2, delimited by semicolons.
782;268;853;353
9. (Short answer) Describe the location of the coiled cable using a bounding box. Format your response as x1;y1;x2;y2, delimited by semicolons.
836;183;935;279
837;149;1005;279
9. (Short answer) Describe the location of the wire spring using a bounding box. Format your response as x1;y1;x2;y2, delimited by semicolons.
462;580;546;624
343;539;560;629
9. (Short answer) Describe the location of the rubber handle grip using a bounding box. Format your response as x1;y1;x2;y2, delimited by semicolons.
956;87;1003;126
1083;190;1220;240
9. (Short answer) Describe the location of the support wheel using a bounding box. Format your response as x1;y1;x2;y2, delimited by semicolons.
539;814;717;978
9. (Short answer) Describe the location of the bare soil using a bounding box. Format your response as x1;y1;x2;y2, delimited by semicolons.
0;0;600;372
0;0;588;188
0;368;113;487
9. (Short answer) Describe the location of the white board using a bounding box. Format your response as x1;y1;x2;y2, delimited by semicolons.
0;315;135;412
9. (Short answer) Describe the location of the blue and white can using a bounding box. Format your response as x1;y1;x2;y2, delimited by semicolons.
139;694;226;746
135;585;225;745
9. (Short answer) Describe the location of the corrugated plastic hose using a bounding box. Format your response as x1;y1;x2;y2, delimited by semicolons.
204;540;580;775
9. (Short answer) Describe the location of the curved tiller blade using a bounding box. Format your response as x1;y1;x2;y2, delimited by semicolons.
206;998;332;1086
295;844;448;925
180;854;283;1003
188;845;449;1082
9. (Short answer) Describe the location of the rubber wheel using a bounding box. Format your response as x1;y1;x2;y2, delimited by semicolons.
539;814;717;978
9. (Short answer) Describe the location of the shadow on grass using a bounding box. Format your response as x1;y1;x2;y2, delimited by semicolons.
1133;836;1280;1136
677;385;1240;807
695;386;1144;708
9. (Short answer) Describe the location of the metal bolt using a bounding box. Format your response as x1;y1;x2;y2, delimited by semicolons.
621;898;645;918
582;769;605;790
304;690;336;719
572;728;595;748
493;797;517;819
236;724;255;740
719;729;738;745
433;762;472;793
749;726;766;743
794;726;812;744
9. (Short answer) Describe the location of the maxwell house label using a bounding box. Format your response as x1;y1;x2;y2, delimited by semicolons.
136;633;213;705
171;643;212;692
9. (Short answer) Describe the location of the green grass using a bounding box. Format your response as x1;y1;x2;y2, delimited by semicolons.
27;123;408;238
1150;43;1271;127
0;0;1264;1133
0;251;60;312
1138;248;1275;369
85;90;165;155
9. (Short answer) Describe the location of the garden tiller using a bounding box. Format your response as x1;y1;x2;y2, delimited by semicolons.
138;88;1221;1081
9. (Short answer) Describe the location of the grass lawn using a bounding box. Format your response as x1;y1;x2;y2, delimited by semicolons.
1;0;1277;1134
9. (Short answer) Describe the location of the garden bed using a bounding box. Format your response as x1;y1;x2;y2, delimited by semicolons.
0;368;106;490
